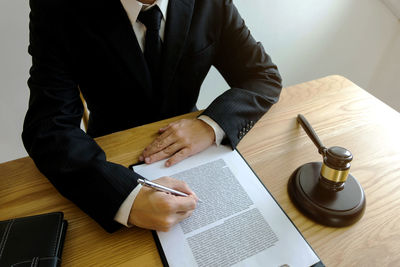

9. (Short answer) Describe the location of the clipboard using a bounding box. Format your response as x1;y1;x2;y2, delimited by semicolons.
131;146;324;267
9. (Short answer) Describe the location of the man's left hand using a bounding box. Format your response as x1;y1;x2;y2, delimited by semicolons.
139;119;215;167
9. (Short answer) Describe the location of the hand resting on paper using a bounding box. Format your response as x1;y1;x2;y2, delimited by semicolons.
129;177;198;231
139;118;215;167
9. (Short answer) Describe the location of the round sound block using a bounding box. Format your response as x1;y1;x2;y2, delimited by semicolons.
288;162;366;227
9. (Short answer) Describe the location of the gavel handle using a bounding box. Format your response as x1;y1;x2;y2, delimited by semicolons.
297;114;327;156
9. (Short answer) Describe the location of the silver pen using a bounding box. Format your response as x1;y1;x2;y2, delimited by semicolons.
137;178;189;197
137;178;202;202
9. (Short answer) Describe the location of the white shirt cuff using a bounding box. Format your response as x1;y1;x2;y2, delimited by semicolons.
198;115;226;146
114;184;142;227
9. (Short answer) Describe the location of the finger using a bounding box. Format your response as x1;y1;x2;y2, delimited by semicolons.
172;195;197;212
160;119;184;133
142;130;175;159
144;128;173;153
177;210;187;215
175;210;194;219
166;147;192;167
173;180;197;197
157;210;193;231
158;213;191;232
159;119;190;134
159;122;175;133
155;177;198;201
154;193;196;215
145;142;183;163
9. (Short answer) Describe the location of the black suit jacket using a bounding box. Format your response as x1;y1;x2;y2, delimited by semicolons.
22;0;282;232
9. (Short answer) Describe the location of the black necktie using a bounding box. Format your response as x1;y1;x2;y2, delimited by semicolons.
137;7;163;91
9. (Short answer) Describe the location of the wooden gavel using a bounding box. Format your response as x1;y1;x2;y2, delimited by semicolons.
288;114;366;227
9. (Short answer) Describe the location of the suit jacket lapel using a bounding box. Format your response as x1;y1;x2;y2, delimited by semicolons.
161;0;195;94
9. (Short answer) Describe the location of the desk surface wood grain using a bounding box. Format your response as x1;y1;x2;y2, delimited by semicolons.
1;75;399;266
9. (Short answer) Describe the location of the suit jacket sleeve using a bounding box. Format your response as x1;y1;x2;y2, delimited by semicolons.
22;0;140;233
202;0;283;148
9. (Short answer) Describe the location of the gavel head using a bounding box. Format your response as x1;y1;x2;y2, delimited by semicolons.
319;146;353;191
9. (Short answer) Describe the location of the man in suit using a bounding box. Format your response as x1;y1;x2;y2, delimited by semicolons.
23;0;282;233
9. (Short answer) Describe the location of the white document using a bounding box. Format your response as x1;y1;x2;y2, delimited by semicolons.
134;145;321;267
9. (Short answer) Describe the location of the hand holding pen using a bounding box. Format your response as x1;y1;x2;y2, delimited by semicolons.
128;176;199;232
137;178;202;202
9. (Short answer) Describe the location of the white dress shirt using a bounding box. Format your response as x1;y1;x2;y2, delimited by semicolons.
114;0;226;226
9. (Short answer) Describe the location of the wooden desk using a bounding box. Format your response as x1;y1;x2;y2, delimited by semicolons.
1;75;400;266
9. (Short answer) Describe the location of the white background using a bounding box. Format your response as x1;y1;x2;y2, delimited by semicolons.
1;0;400;163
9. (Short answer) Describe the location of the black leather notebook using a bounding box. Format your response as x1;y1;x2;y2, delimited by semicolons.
0;212;67;267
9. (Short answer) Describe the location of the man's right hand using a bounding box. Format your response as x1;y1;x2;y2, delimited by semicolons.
128;177;198;232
